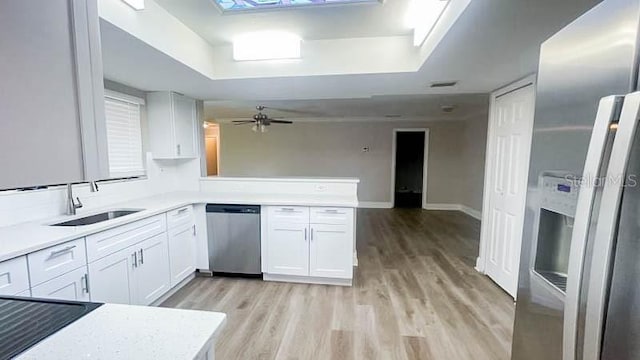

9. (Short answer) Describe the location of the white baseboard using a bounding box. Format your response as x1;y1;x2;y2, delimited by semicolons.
424;203;460;211
475;256;485;273
264;273;352;286
358;201;393;208
424;203;482;220
459;205;482;220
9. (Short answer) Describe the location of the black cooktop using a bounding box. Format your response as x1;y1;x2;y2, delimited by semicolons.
0;296;102;360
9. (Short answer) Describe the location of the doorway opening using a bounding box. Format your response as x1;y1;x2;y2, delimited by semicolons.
204;122;220;176
391;129;429;208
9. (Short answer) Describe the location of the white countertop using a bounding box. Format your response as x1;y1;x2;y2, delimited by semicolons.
17;303;226;360
0;191;358;262
200;176;360;183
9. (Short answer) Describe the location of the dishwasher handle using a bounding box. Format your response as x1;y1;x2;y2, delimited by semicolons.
206;204;260;214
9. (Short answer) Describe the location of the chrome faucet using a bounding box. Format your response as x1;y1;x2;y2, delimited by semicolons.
66;183;83;215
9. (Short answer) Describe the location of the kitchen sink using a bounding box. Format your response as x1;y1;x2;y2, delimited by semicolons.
51;209;143;226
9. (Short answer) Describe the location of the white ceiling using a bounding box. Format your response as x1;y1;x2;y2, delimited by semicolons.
100;0;600;114
204;94;489;121
154;0;412;46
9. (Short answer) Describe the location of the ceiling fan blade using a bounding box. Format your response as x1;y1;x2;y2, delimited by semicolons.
232;120;255;125
262;106;321;116
270;120;293;124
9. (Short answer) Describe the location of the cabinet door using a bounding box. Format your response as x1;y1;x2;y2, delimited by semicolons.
172;93;197;158
88;246;136;304
31;266;90;302
266;222;309;276
309;224;353;279
133;233;171;305
0;256;30;296
0;0;107;189
168;223;196;287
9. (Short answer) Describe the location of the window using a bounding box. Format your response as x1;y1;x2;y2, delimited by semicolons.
104;90;145;178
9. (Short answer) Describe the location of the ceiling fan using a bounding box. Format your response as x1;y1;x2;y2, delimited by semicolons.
232;105;293;133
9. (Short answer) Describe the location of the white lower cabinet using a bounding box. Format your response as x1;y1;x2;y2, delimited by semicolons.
89;233;170;306
31;266;90;302
168;223;197;287
134;233;171;305
266;222;309;276
15;289;31;297
264;206;355;284
0;256;30;296
309;224;353;279
88;245;136;305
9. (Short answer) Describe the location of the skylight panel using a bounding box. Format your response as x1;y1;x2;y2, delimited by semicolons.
216;0;378;12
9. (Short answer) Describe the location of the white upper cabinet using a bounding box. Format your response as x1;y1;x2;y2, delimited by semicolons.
0;0;109;189
147;92;198;159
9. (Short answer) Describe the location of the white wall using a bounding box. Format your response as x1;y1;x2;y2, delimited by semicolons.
217;117;488;211
0;155;200;228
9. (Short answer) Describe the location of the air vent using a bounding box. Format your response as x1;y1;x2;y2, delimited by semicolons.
384;114;402;118
430;81;458;88
441;105;456;113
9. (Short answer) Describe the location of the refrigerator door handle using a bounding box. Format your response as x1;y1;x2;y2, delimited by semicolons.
563;95;622;360
583;91;640;360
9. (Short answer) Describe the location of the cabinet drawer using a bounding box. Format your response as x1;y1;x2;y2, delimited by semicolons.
86;214;166;262
267;206;309;224
310;207;353;225
167;205;194;229
31;266;90;302
28;238;87;286
0;256;29;296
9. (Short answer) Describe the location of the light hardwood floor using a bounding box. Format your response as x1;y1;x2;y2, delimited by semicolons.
161;209;515;360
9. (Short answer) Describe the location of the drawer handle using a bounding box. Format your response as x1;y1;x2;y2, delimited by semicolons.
280;208;295;212
177;207;189;214
49;245;77;258
324;209;339;213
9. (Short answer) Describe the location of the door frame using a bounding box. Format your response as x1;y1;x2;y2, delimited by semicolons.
476;75;536;295
390;128;430;209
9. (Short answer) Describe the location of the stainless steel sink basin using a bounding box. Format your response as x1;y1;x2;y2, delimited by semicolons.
51;209;143;227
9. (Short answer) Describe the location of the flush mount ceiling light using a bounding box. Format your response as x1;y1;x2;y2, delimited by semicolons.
233;31;301;61
121;0;145;10
405;0;449;47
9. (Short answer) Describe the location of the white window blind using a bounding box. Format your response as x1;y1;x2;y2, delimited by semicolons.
104;91;145;178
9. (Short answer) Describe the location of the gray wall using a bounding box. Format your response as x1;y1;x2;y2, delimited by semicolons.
217;118;488;211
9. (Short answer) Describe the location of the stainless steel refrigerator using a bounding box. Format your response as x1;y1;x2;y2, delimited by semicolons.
511;0;640;359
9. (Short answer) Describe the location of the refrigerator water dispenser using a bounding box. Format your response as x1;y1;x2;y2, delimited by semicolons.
531;173;580;293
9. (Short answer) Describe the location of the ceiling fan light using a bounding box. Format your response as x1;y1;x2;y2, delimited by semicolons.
260;124;268;133
252;124;259;132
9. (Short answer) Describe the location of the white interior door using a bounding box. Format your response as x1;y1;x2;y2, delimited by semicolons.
484;82;535;297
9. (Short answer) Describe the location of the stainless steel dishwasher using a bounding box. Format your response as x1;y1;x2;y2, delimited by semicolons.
206;204;261;276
